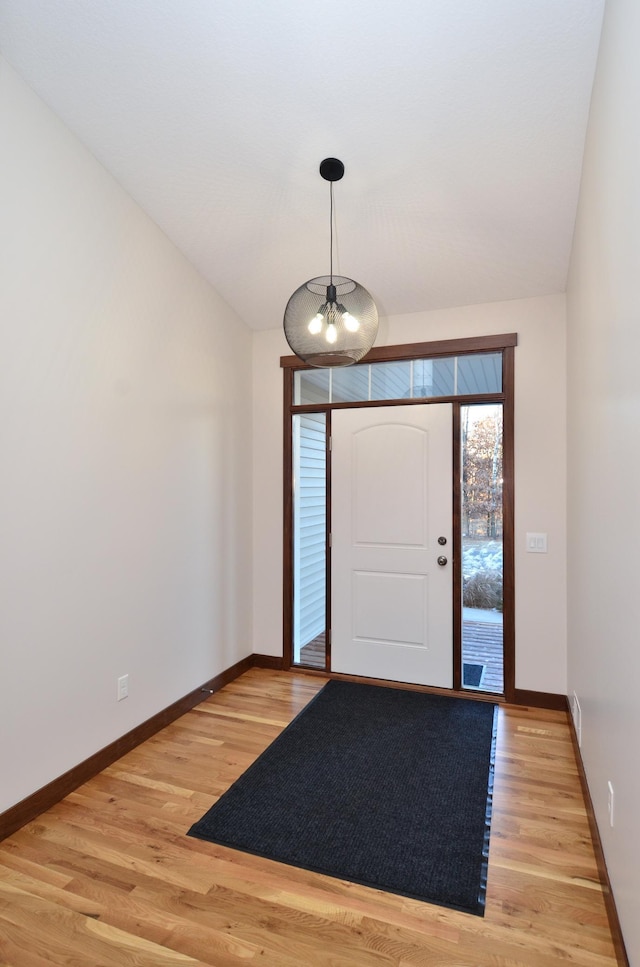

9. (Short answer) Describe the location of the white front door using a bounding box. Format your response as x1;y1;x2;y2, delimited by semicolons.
331;404;452;687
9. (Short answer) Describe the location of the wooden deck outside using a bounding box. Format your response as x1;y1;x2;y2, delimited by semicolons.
299;633;326;668
462;617;503;692
299;614;504;694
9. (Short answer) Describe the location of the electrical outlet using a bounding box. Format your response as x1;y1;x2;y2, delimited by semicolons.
607;781;614;827
117;674;129;702
572;691;581;747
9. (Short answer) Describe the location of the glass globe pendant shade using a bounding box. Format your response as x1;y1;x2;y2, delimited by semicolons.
284;275;378;367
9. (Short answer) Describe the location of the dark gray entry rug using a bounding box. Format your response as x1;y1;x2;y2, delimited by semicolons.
188;680;498;915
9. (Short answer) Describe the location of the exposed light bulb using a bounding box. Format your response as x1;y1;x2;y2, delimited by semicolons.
325;322;338;344
308;313;323;335
343;311;360;332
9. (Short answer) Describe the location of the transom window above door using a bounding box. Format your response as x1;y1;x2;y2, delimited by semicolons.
294;351;502;405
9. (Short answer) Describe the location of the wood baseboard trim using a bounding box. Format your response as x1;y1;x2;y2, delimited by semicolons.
251;653;285;670
567;708;629;966
288;672;566;711
0;653;264;842
510;688;567;710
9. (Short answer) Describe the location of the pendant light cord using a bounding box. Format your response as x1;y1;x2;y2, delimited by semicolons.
329;182;334;285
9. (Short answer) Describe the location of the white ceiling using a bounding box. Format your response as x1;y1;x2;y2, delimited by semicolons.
0;0;605;331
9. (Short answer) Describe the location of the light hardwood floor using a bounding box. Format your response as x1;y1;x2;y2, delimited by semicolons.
0;669;620;966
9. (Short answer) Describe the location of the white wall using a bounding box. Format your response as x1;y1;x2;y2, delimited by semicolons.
253;295;567;696
566;0;640;959
0;58;253;813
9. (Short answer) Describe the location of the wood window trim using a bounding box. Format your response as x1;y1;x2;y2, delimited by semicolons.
282;333;517;704
280;332;517;369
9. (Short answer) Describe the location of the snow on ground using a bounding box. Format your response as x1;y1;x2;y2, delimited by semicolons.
462;539;503;577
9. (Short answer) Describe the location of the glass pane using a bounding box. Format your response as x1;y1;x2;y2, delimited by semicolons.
457;353;502;395
331;365;371;403
292;413;326;668
461;403;504;693
370;360;411;400
294;368;331;404
294;351;502;405
412;357;456;397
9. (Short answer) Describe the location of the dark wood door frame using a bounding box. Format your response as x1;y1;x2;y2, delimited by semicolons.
281;332;517;704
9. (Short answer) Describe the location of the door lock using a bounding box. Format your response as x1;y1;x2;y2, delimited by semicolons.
437;555;448;567
437;536;447;545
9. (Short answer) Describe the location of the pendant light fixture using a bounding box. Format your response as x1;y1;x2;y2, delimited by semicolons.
283;158;378;367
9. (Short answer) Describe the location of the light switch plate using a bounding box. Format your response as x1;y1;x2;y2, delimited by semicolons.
526;532;548;553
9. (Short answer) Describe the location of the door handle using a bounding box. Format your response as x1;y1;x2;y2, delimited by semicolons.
437;555;448;567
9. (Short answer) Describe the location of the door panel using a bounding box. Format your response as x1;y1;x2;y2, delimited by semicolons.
331;404;452;687
353;571;426;644
352;423;427;546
